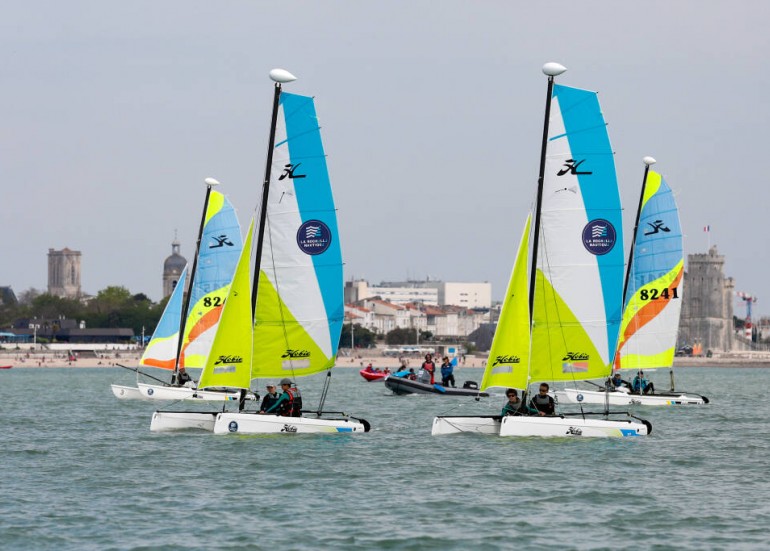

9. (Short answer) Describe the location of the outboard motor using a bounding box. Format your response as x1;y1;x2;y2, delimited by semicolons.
462;381;479;390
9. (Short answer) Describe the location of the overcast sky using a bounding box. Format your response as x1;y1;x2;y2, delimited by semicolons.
3;1;769;317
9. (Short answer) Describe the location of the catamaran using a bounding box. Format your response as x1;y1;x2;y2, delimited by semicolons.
432;63;650;438
111;178;244;402
151;69;369;434
555;158;708;406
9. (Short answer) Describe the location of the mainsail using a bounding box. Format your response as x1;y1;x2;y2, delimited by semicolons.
180;191;243;367
251;92;344;379
197;92;343;389
614;170;683;370
530;83;625;383
139;189;242;370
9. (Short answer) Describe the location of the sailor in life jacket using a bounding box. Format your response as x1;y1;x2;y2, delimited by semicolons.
262;377;303;417
528;383;556;416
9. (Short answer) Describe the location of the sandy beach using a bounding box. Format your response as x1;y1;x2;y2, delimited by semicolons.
3;349;770;369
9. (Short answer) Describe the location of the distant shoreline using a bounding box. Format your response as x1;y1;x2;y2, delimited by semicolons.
3;351;770;369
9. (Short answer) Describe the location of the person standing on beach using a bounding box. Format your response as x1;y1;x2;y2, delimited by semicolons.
421;354;436;385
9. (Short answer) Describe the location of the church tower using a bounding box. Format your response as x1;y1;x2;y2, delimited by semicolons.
162;236;187;298
48;248;82;298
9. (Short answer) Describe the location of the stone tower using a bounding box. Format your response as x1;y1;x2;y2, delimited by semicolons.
48;248;82;298
162;237;187;298
678;246;734;353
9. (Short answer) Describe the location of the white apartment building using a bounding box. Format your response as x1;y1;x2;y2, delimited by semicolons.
345;279;491;309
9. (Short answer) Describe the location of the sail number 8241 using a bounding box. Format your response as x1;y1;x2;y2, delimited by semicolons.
639;288;679;301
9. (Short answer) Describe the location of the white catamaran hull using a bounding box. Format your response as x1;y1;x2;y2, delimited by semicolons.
499;415;649;438
213;412;368;435
137;382;241;402
555;388;707;406
111;384;146;400
432;415;649;438
150;411;219;432
432;416;501;436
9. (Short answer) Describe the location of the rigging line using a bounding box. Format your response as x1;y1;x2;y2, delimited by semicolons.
263;214;298;384
536;224;567;394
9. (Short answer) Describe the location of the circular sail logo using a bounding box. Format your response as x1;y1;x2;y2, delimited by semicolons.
296;220;332;255
582;219;616;256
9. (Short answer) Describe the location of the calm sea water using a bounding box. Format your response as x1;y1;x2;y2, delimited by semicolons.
1;366;768;550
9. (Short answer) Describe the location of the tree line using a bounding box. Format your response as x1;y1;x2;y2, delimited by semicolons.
0;287;168;336
2;287;452;348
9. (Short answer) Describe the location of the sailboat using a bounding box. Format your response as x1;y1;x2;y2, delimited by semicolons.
111;178;244;402
432;63;651;437
556;158;708;406
151;69;369;434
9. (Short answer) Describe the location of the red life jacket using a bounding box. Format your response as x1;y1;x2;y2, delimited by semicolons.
279;387;303;417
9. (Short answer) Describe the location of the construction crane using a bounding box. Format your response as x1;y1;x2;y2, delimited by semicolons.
737;291;758;340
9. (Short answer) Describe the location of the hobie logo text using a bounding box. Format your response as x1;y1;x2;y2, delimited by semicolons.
562;352;589;362
282;349;310;359
215;355;243;365
492;355;521;367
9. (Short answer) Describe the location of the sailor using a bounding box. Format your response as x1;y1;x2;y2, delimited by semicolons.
173;366;193;387
501;388;524;416
609;372;631;391
261;378;302;417
632;371;655;395
260;384;280;412
529;383;555;416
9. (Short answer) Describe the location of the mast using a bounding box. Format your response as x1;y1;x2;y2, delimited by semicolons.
252;68;297;314
528;62;566;323
620;157;656;314
244;68;297;410
612;157;656;372
172;177;219;375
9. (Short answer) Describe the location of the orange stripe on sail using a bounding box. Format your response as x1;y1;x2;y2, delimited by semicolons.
140;358;177;370
179;305;224;366
615;268;683;367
